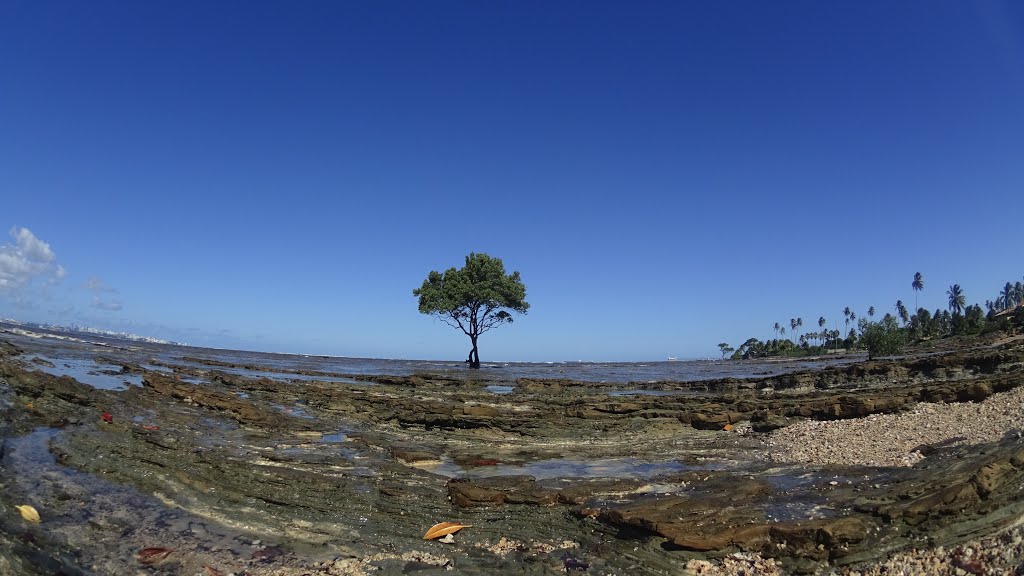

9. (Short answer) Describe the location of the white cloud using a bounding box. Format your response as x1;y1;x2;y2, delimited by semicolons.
85;275;123;312
0;227;65;292
12;226;55;262
91;297;124;311
85;276;116;292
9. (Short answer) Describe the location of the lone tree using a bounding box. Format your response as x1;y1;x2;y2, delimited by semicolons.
413;253;528;369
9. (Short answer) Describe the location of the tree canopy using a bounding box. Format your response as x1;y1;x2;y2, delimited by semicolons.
413;253;528;368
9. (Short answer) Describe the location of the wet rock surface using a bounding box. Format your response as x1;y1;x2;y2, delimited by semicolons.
1;331;1023;574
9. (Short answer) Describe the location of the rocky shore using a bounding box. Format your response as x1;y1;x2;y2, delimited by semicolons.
1;331;1023;575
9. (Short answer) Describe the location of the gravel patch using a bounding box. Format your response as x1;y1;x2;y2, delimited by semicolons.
680;522;1024;575
835;520;1024;575
686;384;1024;576
766;386;1024;467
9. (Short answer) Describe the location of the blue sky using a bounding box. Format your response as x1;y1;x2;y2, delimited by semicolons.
1;1;1022;361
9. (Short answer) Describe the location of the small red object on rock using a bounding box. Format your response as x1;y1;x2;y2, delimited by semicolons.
101;412;113;423
136;547;174;565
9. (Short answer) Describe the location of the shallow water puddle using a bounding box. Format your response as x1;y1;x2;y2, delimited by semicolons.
485;384;514;394
762;468;863;492
763;500;840;522
758;468;867;522
22;354;142;390
271;403;316;419
269;440;375;476
160;359;377;386
423;456;692;480
140;363;174;373
1;428;260;570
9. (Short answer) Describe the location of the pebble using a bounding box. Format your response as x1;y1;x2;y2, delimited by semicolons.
765;386;1024;467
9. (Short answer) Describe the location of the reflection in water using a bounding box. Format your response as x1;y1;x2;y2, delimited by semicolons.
22;354;142;390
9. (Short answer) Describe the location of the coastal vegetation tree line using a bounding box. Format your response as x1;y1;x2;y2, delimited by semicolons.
722;272;1024;361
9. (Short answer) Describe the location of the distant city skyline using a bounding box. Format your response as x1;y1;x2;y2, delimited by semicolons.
2;2;1023;361
0;317;183;346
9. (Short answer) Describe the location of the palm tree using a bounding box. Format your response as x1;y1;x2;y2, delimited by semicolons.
912;272;924;311
896;300;909;326
790;318;797;344
868;306;875;318
843;306;852;331
947;284;966;316
1001;282;1014;311
773;322;780;339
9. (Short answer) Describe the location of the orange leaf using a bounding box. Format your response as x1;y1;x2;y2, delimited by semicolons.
423;521;471;540
204;565;223;576
137;547;174;565
15;505;40;523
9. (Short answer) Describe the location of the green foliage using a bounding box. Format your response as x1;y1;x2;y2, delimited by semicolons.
947;284;966;315
720;271;1024;358
1011;306;1024;331
912;272;924;310
413;253;528;368
895;300;910;326
962;304;985;334
860;316;906;360
736;337;801;359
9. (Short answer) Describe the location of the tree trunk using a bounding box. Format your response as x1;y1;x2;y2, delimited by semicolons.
468;336;480;369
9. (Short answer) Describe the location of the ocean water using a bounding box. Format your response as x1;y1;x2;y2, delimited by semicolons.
2;325;861;385
148;345;860;384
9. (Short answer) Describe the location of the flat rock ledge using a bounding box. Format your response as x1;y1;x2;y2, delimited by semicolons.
448;432;1024;573
3;332;1024;575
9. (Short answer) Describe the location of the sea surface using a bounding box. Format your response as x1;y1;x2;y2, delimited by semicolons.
162;347;860;384
3;324;863;386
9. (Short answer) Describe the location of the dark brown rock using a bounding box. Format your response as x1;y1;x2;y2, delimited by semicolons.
447;476;559;507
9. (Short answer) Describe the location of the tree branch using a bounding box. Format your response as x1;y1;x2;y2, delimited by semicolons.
437;311;471;337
